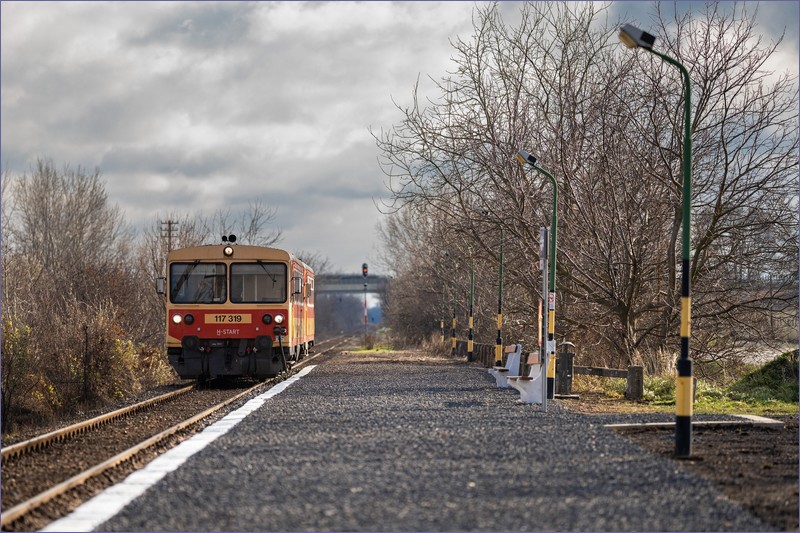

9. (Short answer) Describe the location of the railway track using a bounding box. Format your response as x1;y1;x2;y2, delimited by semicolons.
1;336;348;532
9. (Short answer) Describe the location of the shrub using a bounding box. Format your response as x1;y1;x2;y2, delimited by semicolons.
1;315;36;432
728;350;799;403
642;375;675;404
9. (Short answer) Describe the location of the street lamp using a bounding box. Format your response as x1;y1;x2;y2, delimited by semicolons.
619;23;694;458
516;148;558;399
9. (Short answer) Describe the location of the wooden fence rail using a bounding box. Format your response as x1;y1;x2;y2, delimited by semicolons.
572;365;644;400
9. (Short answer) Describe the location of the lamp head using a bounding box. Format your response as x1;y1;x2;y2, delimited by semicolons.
619;24;656;50
515;148;537;167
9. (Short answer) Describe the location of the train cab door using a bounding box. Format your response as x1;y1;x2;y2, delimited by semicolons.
305;272;314;346
291;266;303;354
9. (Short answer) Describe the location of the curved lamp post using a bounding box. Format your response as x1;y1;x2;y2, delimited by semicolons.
516;148;558;399
619;23;694;457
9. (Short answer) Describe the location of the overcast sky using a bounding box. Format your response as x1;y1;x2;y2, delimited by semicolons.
2;1;798;275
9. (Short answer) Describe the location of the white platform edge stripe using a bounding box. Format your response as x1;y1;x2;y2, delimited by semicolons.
603;413;784;429
41;365;317;532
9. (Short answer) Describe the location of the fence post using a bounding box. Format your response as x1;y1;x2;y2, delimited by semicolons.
626;366;644;400
556;342;575;395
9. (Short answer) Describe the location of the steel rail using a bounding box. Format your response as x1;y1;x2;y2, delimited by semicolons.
1;336;347;528
1;384;195;460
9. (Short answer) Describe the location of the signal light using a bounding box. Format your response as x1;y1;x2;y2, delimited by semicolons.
362;263;368;278
262;314;273;324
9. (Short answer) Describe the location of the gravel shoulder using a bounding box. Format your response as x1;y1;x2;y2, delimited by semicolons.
561;380;798;531
606;413;798;531
97;350;778;532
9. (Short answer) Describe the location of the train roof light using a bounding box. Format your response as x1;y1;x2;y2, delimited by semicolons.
221;234;237;253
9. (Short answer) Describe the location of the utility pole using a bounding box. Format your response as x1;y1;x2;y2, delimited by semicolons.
160;220;178;251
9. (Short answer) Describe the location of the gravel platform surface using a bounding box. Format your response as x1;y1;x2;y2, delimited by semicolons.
98;353;768;532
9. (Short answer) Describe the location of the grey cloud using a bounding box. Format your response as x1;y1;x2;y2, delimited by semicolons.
4;1;795;273
124;2;257;51
100;144;233;178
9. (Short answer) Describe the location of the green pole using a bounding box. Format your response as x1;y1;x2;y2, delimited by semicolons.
495;227;503;366
618;24;694;455
467;267;474;362
451;285;456;356
533;165;558;399
650;48;693;458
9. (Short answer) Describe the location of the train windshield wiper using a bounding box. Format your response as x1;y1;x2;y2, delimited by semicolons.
255;259;279;285
173;260;200;294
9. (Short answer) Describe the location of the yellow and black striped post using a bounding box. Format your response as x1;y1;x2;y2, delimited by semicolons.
675;55;694;458
676;266;693;456
440;319;445;343
673;52;694;456
467;268;474;362
451;292;457;356
539;226;550;412
547;291;556;399
495;228;504;366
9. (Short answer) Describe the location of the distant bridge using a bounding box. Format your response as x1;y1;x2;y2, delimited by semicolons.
316;274;389;294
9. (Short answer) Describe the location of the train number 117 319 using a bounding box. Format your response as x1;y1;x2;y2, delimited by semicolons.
205;314;252;324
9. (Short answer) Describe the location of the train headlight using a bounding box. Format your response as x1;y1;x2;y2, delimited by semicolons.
223;245;234;257
184;314;194;325
172;314;183;324
274;314;285;324
262;314;273;324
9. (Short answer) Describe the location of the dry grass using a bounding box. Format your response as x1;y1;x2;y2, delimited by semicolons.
559;390;671;415
562;375;671;415
336;347;463;366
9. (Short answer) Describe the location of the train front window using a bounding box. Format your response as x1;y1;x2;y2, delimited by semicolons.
231;262;287;303
169;262;227;304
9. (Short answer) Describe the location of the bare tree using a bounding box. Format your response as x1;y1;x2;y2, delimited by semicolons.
618;3;799;370
2;160;155;421
294;250;332;275
202;199;282;246
374;2;798;375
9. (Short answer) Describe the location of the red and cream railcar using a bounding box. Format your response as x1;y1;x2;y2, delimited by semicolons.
162;239;314;380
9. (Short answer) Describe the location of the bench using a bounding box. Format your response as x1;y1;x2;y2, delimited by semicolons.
487;344;522;388
507;352;543;404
